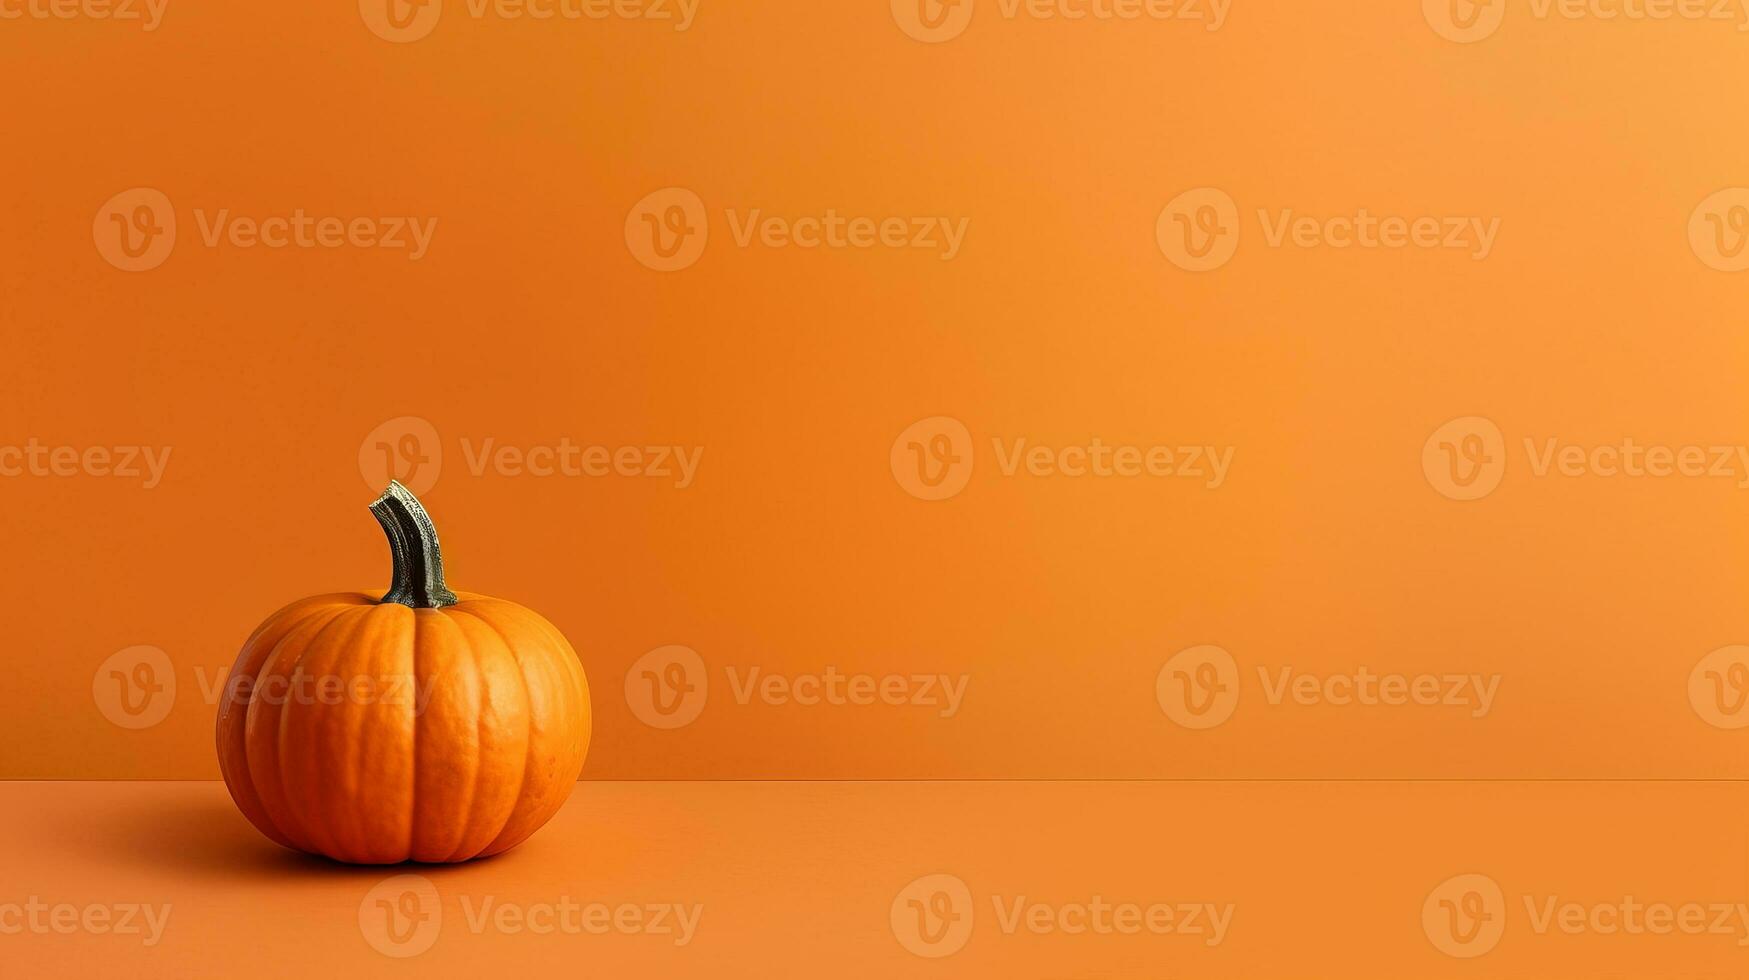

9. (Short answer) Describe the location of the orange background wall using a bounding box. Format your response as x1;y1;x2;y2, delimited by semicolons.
4;1;1749;779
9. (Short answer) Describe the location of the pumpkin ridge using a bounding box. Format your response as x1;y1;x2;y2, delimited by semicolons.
321;602;408;862
407;613;420;861
467;598;587;857
499;600;592;767
408;609;478;862
450;612;489;862
366;601;419;862
271;604;362;857
218;596;343;850
446;604;533;859
295;604;383;861
244;602;357;854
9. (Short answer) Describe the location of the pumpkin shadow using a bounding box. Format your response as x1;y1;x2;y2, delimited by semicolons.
88;787;499;880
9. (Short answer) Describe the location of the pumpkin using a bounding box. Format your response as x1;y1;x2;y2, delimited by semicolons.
215;482;590;863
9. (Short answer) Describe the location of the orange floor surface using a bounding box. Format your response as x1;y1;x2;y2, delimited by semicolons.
3;780;1748;977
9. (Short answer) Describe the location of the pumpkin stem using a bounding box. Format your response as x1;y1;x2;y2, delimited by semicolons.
370;481;458;609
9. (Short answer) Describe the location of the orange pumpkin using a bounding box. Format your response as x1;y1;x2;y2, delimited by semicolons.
216;482;590;863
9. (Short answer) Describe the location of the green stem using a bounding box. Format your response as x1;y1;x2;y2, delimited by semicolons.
370;481;458;609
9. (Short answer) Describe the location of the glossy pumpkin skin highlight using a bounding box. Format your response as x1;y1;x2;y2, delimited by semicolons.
215;484;590;864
